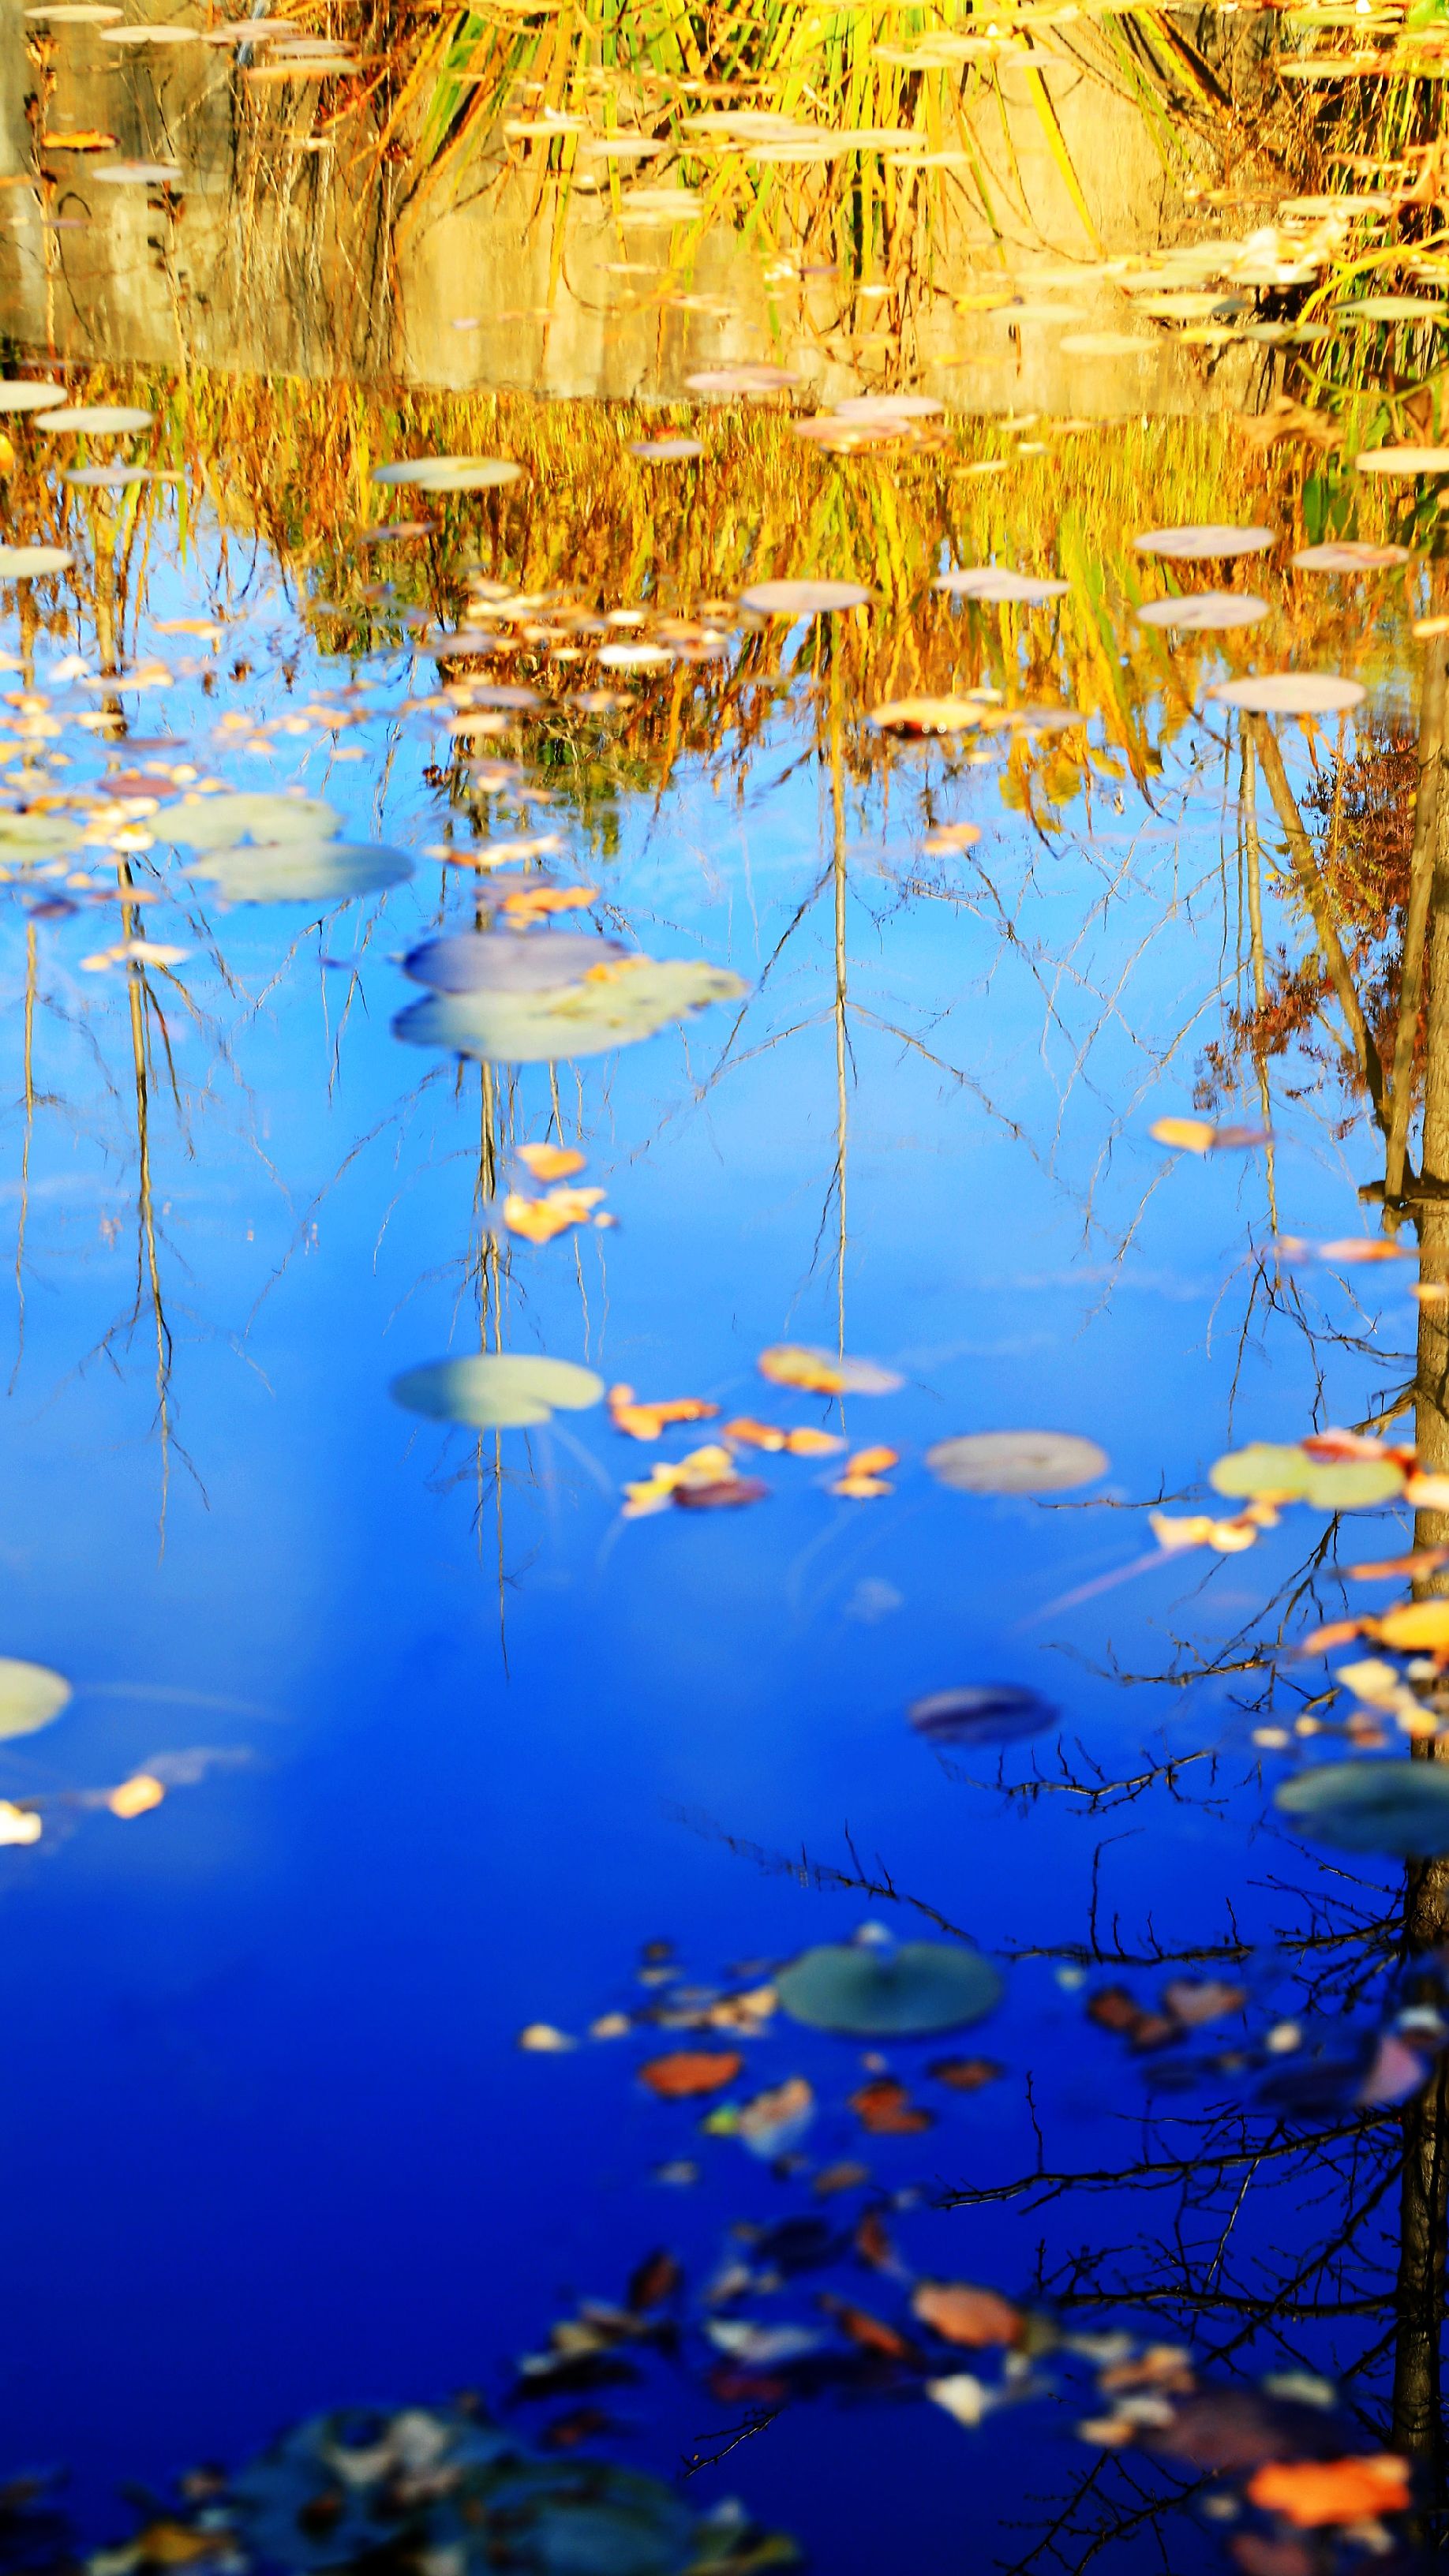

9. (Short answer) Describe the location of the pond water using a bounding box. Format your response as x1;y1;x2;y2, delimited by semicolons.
6;25;1449;2576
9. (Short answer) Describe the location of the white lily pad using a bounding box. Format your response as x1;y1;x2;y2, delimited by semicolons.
372;458;523;493
0;1657;71;1740
191;842;412;904
1208;673;1365;715
0;545;72;578
33;405;155;433
1276;1761;1449;1857
739;578;872;614
393;955;746;1063
1134;526;1275;559
926;1429;1108;1494
1355;446;1449;474
159;791;340;848
627;438;704;461
391;1353;605;1429
1291;541;1412;571
1136;591;1270;631
934;568;1069;603
777;1939;1003;2035
0;380;64;412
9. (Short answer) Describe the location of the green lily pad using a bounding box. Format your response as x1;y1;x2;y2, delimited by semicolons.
776;1939;1003;2035
1209;1443;1403;1509
393;956;746;1064
0;545;71;578
0;1657;71;1740
191;841;412;904
33;405;154;434
1275;1760;1449;1857
158;792;341;848
391;1354;605;1430
0;811;80;859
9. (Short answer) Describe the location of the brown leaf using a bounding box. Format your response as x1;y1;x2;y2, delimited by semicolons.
1229;2541;1316;2576
819;2295;916;2360
1087;1985;1181;2050
541;2407;612;2451
911;2281;1023;2348
927;2055;1003;2091
852;2210;896;2270
627;2248;682;2312
812;2161;871;2196
673;1477;769;1510
848;2077;933;2135
639;2049;742;2099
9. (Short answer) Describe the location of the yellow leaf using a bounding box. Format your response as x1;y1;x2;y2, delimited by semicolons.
517;1140;586;1180
608;1383;719;1440
500;882;597;925
504;1186;605;1243
1150;1116;1216;1152
109;1774;165;1819
43;130;118;152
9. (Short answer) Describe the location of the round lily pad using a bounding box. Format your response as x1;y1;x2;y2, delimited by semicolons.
908;1683;1057;1747
391;1354;605;1430
934;568;1069;603
926;1429;1108;1495
777;1940;1002;2035
402;931;630;994
0;545;71;578
192;842;413;904
1136;591;1269;631
738;578;872;614
0;1657;71;1740
1275;1760;1449;1857
32;405;155;434
372;457;523;492
158;791;341;848
1209;1443;1402;1510
1208;673;1365;717
0;380;64;412
393;957;746;1064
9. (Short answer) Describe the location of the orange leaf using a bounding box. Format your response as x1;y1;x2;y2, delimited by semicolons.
758;1343;847;1395
42;130;117;151
819;2296;915;2359
1245;2456;1410;2529
517;1141;586;1181
608;1383;719;1440
911;2281;1023;2348
832;1446;899;1499
638;2049;742;2099
849;2078;933;2135
853;2210;896;2270
504;1186;605;1243
724;1417;844;1455
500;883;597;925
109;1774;165;1819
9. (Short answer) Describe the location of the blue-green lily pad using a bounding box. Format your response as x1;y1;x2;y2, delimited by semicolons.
1275;1759;1449;1857
191;841;412;904
402;931;630;994
158;791;342;849
391;1354;605;1430
394;956;746;1063
776;1939;1002;2035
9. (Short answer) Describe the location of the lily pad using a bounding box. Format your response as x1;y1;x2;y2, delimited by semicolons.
391;1354;605;1430
1275;1760;1449;1857
777;1939;1002;2035
1208;1443;1402;1509
1292;541;1412;571
0;1657;71;1740
372;457;523;492
393;956;746;1064
1134;526;1275;559
191;842;412;904
0;810;79;859
926;1430;1108;1495
0;545;71;578
1208;673;1365;716
0;380;64;412
908;1683;1058;1747
159;792;341;848
1136;592;1269;631
32;405;155;433
934;568;1069;603
739;578;872;614
402;931;631;994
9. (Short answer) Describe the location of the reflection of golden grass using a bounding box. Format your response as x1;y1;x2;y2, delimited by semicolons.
1;365;1412;824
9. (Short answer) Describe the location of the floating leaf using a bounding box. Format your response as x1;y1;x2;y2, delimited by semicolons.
0;1658;70;1740
1151;1114;1271;1150
627;437;704;461
394;957;746;1065
516;1141;586;1181
869;697;987;736
674;1475;769;1510
831;1445;898;1498
733;2076;815;2155
928;2054;1003;2089
608;1386;719;1440
757;1344;901;1395
1136;592;1269;631
403;932;628;994
685;365;800;395
0;545;70;577
1373;1600;1449;1649
1209;1443;1403;1509
934;568;1069;603
1134;526;1275;558
638;2049;743;2098
34;403;155;432
0;1803;40;1846
1163;1977;1247;2026
925;2374;990;2427
1245;2457;1411;2527
739;578;872;614
776;1939;1002;2035
925;1430;1108;1494
912;2282;1023;2347
848;2076;933;2133
0;380;63;413
1356;444;1449;474
1292;540;1412;570
109;1773;165;1818
159;791;339;848
1208;674;1365;715
391;1354;604;1431
1275;1760;1449;1856
373;457;523;492
504;1186;606;1244
908;1683;1057;1747
193;842;412;904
